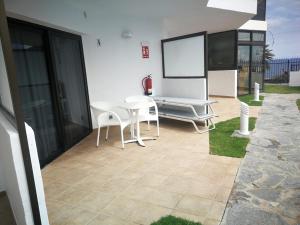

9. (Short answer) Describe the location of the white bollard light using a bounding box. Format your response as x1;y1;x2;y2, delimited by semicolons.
254;82;260;101
239;102;250;136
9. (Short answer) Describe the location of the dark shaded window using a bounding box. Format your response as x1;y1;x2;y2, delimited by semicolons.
238;32;251;41
252;0;266;21
208;30;236;70
252;32;265;42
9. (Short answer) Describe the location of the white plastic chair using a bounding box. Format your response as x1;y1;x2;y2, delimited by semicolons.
90;101;131;149
125;96;159;137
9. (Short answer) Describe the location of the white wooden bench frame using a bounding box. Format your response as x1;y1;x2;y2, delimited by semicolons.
153;97;217;134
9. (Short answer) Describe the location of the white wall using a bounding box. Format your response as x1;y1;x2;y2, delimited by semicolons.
81;18;163;103
162;79;207;99
289;71;300;87
0;112;34;225
208;70;237;97
239;20;267;31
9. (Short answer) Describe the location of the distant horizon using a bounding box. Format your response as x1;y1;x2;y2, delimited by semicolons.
266;0;300;59
268;57;300;61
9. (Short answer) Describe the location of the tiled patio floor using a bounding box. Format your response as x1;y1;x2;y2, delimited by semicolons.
42;97;260;225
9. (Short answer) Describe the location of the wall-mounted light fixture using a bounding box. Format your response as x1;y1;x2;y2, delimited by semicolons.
121;30;133;39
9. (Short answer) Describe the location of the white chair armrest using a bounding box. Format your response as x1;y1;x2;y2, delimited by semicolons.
107;110;124;124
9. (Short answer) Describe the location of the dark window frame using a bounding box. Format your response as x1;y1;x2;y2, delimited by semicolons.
161;31;208;79
238;30;266;46
238;31;251;42
208;30;238;71
237;30;266;95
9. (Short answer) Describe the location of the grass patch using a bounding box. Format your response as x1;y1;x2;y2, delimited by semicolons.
151;216;201;225
297;99;300;110
264;84;300;94
209;117;257;158
238;94;264;106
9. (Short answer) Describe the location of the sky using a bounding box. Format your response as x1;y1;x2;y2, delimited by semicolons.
266;0;300;59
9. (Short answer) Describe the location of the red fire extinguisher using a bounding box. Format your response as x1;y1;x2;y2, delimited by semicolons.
142;75;152;95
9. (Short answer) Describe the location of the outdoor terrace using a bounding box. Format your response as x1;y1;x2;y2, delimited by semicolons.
42;97;260;225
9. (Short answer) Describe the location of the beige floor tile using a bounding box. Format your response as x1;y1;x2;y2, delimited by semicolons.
204;218;220;225
43;179;72;193
175;195;213;217
221;175;236;188
215;187;232;203
128;201;172;225
55;186;91;205
134;173;168;187
45;199;66;219
102;197;142;220
206;201;226;221
226;164;240;176
123;185;183;208
159;175;191;194
74;174;113;192
79;191;116;212
96;177;135;194
49;204;97;225
88;214;137;225
171;210;205;224
186;180;220;199
54;169;92;185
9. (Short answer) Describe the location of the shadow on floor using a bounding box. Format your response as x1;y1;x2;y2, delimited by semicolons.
0;192;16;225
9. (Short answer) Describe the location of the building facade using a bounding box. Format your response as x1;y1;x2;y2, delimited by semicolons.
208;0;267;96
0;1;266;224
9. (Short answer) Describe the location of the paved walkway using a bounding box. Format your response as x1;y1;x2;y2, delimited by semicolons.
221;94;300;225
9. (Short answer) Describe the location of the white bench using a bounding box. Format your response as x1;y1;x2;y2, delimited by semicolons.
152;96;217;133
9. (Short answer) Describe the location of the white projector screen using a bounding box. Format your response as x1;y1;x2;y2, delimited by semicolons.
162;33;206;78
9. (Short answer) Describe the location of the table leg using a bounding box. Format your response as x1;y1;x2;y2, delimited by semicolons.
135;109;146;147
130;110;135;139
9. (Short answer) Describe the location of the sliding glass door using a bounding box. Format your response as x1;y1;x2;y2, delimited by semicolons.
238;45;251;95
50;32;91;149
9;20;92;167
9;23;63;166
251;45;264;90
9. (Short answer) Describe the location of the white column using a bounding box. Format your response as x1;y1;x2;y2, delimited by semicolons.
239;102;249;135
254;82;260;101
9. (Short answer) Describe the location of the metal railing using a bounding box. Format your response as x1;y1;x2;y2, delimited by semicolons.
264;58;300;83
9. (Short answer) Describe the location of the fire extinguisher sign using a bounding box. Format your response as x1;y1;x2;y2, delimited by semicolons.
142;45;149;58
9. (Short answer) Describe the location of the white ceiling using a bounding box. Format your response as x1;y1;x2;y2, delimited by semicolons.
61;0;210;18
52;0;254;36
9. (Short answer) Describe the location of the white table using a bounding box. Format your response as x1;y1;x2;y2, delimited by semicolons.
152;96;217;133
119;101;156;147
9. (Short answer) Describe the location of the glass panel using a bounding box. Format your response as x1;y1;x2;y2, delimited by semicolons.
238;46;250;95
208;31;236;69
251;46;264;89
51;33;90;148
9;25;63;167
238;32;251;41
253;32;265;42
